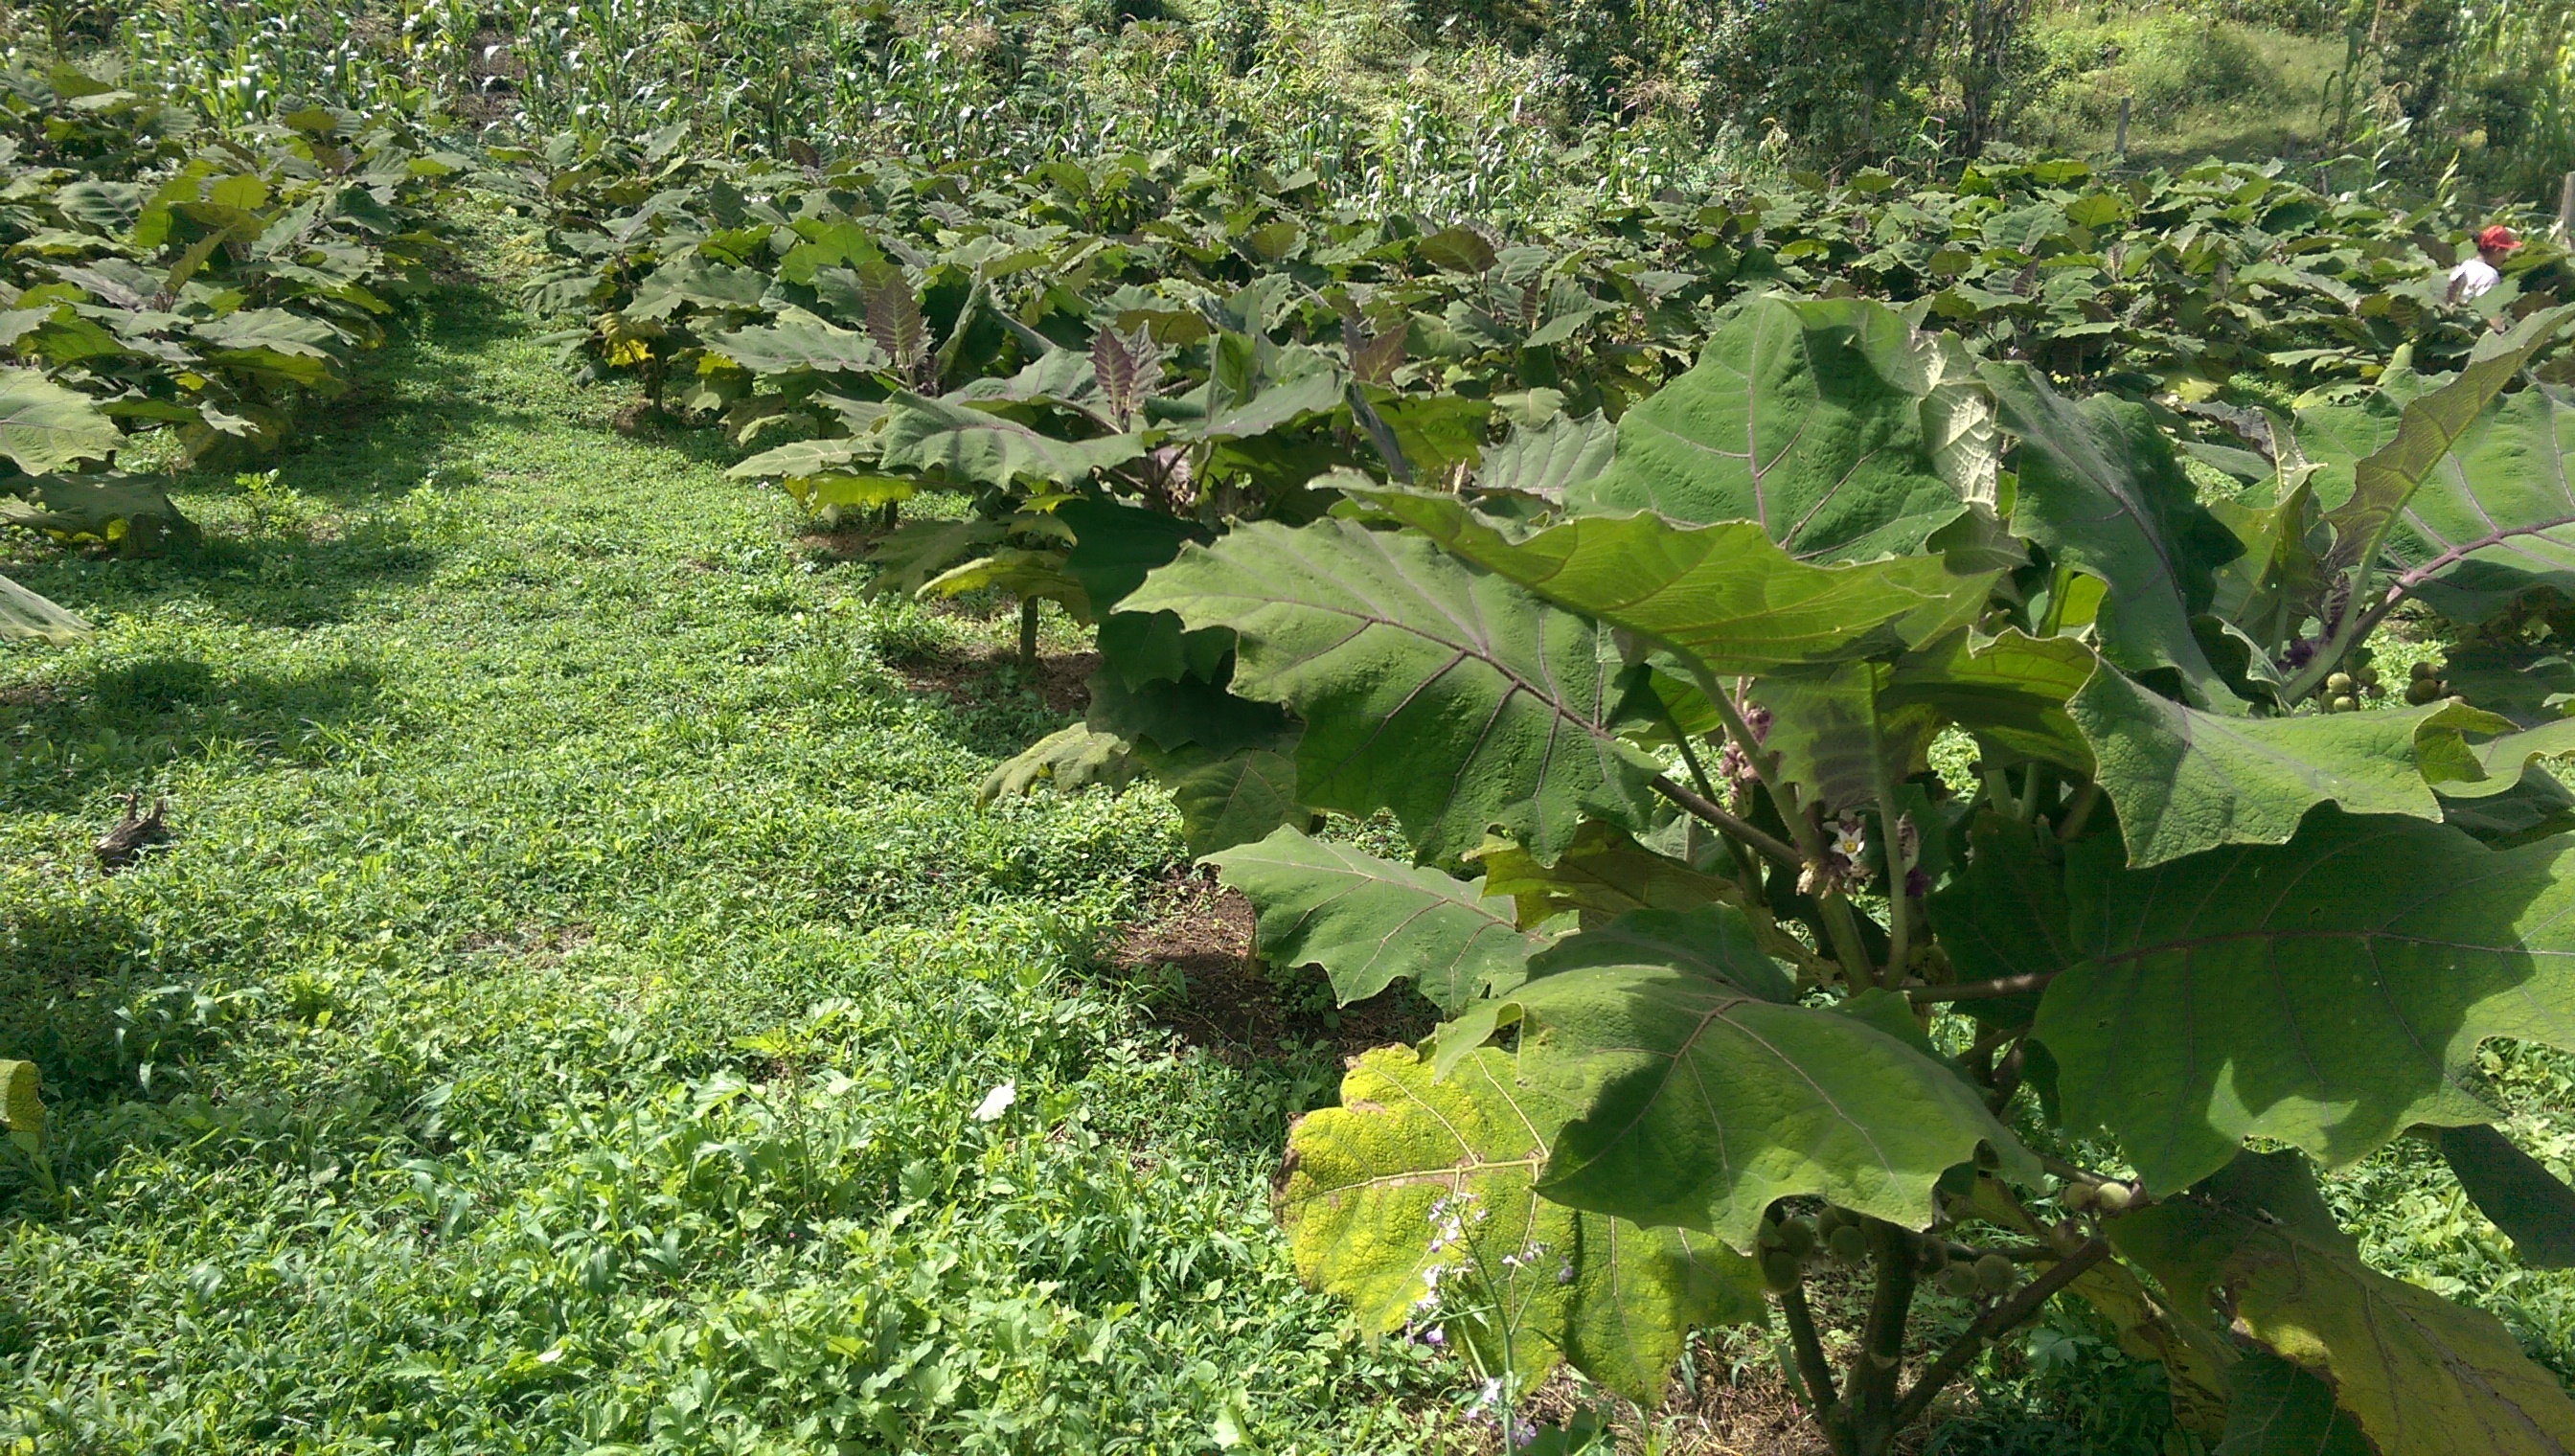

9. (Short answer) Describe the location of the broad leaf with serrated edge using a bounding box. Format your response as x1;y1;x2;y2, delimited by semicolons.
1434;903;2036;1246
976;724;1137;806
2112;1161;2575;1456
1207;827;1545;1012
2214;1350;2372;1456
1984;362;2244;705
1123;519;1660;864
1571;297;1966;560
1279;1046;1765;1404
1926;812;2075;1028
2035;809;2575;1192
0;572;88;644
1351;489;1996;679
706;318;888;375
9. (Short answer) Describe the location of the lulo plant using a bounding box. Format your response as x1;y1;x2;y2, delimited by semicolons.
1036;295;2575;1451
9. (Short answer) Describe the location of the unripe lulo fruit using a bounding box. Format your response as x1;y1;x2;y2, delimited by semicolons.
1828;1224;1869;1263
1762;1249;1802;1291
2094;1182;2135;1214
1973;1253;2016;1295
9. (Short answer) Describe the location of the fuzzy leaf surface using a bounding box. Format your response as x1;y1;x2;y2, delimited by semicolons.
1124;519;1660;864
1206;827;1545;1012
1571;297;1963;560
1440;906;2035;1245
1279;1047;1764;1405
2036;810;2575;1191
1354;489;1994;678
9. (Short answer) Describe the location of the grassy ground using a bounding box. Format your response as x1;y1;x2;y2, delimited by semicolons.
0;284;1452;1454
5;267;2573;1454
2010;5;2358;168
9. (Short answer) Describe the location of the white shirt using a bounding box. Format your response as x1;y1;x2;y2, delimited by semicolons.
2450;256;2501;302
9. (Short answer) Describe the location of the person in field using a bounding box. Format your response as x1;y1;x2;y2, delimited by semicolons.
2447;224;2521;303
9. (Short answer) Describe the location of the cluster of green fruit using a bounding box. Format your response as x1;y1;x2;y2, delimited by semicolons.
1755;1205;2022;1301
2403;658;2453;705
2316;659;2387;713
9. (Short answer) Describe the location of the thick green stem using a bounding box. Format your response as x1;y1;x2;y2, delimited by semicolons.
1889;1237;2113;1432
1869;755;1910;990
2055;779;2102;842
1845;1221;1921;1450
1778;1281;1850;1451
1017;597;1040;673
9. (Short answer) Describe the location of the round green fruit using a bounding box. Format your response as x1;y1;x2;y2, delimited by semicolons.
1828;1224;1870;1263
1936;1265;1981;1299
2405;678;2442;705
1973;1253;2016;1295
1762;1249;1802;1292
2412;659;2439;681
2062;1180;2097;1213
1916;1237;1949;1273
2330;694;2359;714
2356;666;2381;689
2326;672;2356;694
1777;1218;1817;1258
2094;1182;2135;1214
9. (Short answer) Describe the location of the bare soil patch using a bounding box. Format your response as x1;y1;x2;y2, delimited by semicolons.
901;648;1098;716
1103;865;1438;1064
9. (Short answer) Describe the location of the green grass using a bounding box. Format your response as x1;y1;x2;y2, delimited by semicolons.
0;276;1452;1454
2010;5;2358;168
6;234;2574;1454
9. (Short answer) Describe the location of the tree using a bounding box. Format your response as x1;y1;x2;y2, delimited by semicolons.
1072;296;2575;1452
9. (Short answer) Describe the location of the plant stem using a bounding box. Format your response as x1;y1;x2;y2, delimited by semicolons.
1887;1236;2113;1432
1869;754;1910;990
1844;1220;1921;1449
1651;775;1800;868
1017;597;1040;672
2055;779;2101;842
1778;1280;1844;1435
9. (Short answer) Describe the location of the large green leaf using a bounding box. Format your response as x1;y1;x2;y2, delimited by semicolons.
706;318;889;375
1884;627;2096;771
1476;411;1614;502
2381;377;2575;623
1150;742;1306;857
0;367;121;474
1207;826;1545;1012
1279;1047;1765;1405
1354;489;1995;679
2068;665;2509;867
2426;1125;2575;1269
1570;297;1965;561
877;391;1145;489
976;724;1138;805
1437;905;2036;1246
0;571;89;644
1122;518;1662;864
1984;362;2243;705
2036;810;2575;1192
2114;1166;2575;1456
1757;659;1945;815
1470;821;1734;928
2313;307;2575;620
1925;811;2075;1026
2213;1350;2374;1456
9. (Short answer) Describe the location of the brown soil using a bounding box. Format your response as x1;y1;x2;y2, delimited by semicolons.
1102;865;1440;1065
0;683;60;709
458;921;594;967
901;648;1098;716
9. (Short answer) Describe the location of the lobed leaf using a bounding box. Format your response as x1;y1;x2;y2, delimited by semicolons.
1278;1046;1765;1405
2037;809;2575;1191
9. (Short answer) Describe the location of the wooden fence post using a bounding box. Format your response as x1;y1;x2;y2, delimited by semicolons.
2559;171;2575;239
2115;97;2131;159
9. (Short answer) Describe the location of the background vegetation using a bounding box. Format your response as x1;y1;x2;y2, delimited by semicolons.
5;1;2575;1452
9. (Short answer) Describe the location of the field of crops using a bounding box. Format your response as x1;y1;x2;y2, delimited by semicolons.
9;4;2575;1455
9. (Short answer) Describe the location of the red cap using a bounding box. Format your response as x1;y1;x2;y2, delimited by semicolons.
2477;224;2522;252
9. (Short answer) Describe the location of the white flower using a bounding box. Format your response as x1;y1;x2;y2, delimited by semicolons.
972;1081;1017;1122
1832;816;1868;861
